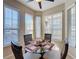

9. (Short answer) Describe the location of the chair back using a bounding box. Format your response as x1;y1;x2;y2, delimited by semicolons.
11;42;24;59
61;43;69;59
44;34;51;42
24;34;32;45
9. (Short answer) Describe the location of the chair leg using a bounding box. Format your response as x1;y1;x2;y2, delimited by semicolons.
25;50;27;53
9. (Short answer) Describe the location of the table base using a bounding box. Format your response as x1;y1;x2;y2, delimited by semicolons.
39;52;45;59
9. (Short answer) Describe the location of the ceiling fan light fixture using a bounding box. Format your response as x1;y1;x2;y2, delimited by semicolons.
35;0;43;2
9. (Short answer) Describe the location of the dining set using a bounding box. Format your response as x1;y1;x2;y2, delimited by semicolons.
25;39;54;59
11;34;69;59
24;34;53;59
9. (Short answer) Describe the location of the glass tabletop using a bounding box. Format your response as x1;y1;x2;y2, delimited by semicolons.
25;40;54;54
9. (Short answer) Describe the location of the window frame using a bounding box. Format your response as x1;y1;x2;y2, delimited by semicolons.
52;12;62;41
3;5;20;47
67;3;76;48
44;12;62;41
35;16;41;39
25;13;33;35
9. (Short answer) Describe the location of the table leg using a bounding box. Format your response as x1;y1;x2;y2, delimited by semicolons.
39;53;45;59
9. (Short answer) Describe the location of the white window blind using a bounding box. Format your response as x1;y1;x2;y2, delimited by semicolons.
68;6;76;47
35;16;41;39
52;12;62;41
25;14;33;34
44;12;62;41
44;16;52;33
4;6;19;46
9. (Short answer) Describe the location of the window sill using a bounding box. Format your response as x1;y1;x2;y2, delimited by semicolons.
3;41;20;48
3;43;11;48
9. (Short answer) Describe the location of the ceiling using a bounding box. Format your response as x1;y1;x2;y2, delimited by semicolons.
17;0;66;11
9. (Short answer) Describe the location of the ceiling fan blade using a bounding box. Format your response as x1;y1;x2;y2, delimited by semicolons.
26;0;33;2
38;2;42;9
29;0;33;1
46;0;54;2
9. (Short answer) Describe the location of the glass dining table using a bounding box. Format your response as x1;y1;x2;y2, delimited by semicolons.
25;39;54;59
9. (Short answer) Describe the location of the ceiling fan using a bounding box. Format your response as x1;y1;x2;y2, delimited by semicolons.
28;0;54;9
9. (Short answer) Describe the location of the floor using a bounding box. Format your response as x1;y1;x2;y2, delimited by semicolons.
4;49;75;59
4;41;76;59
4;55;73;59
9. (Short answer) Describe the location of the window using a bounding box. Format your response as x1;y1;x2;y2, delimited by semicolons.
44;12;62;41
25;14;33;34
4;6;19;46
67;6;76;47
52;12;62;41
44;16;52;33
35;16;41;39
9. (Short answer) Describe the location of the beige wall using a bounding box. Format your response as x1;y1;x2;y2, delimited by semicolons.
43;3;65;15
65;0;76;8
